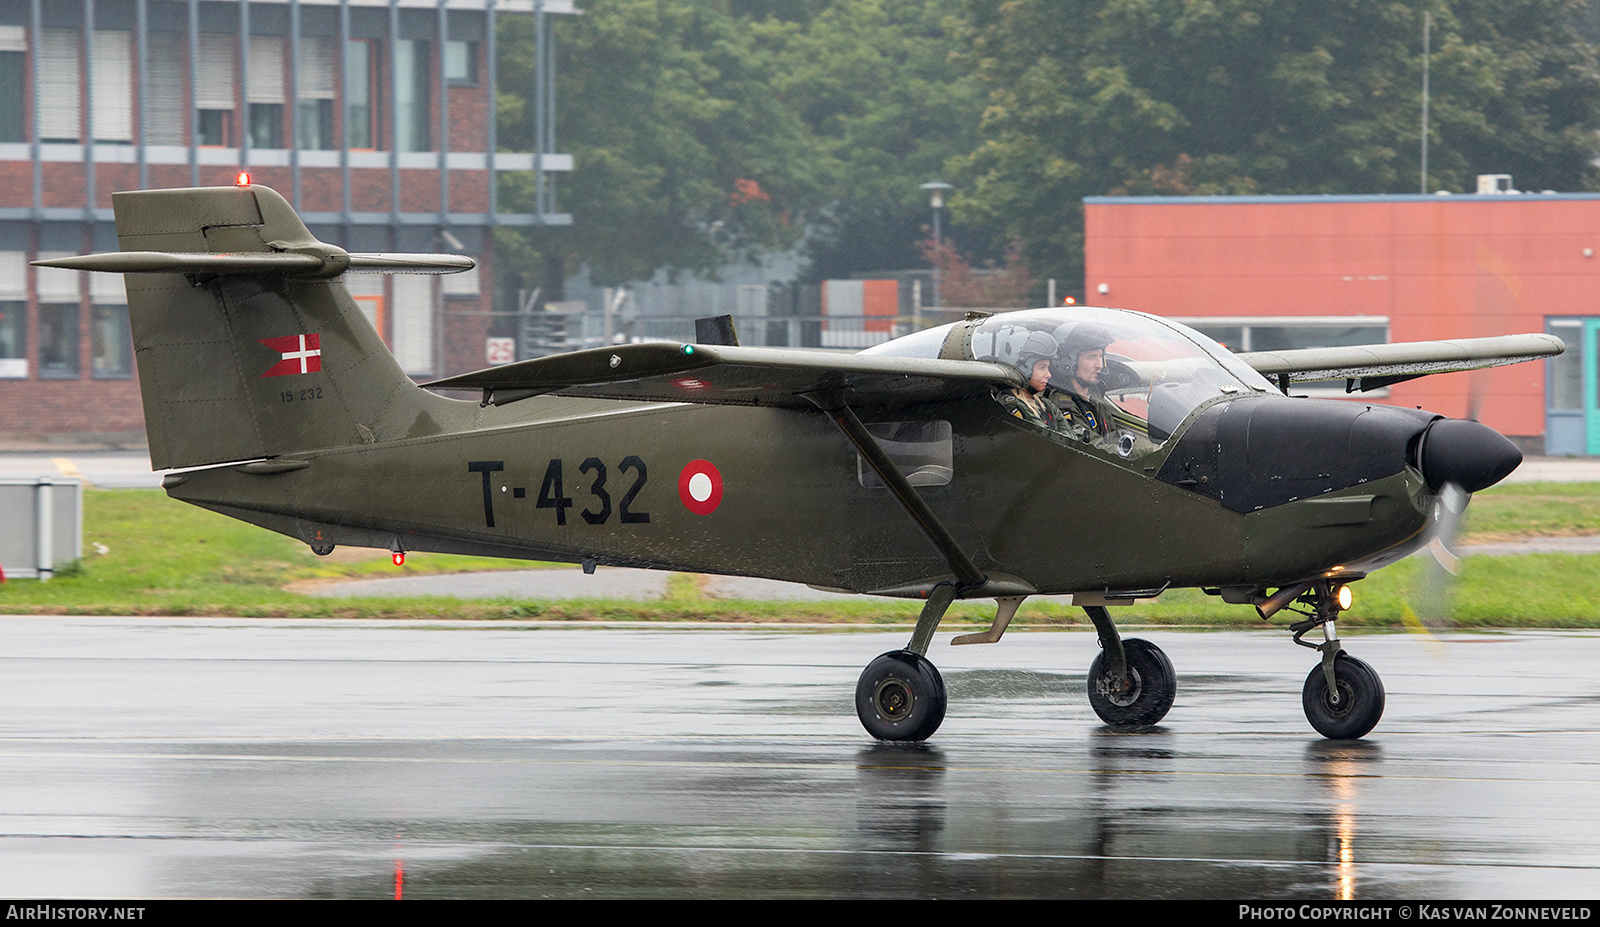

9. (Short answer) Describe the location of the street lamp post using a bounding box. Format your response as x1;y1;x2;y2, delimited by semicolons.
920;181;953;309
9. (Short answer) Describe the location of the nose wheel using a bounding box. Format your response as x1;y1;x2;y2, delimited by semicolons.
1302;653;1385;739
1281;580;1387;739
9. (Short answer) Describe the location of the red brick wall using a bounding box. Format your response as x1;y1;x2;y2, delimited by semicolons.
1085;197;1600;442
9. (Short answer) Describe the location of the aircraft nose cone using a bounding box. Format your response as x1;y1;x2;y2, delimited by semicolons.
1418;418;1523;493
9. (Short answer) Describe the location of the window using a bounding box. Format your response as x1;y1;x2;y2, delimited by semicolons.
857;421;953;489
391;273;434;376
90;271;130;379
90;30;133;143
91;305;132;378
345;273;386;344
0;26;23;144
248;36;286;149
395;39;430;152
39;29;80;142
249;103;283;149
0;252;23;378
1175;316;1391;393
1548;320;1583;411
344;39;373;149
144;33;186;145
38;304;79;379
296;36;335;150
36;253;81;379
1176;318;1389;353
0;301;24;378
198;109;233;147
196;33;237;146
445;40;476;85
441;263;480;297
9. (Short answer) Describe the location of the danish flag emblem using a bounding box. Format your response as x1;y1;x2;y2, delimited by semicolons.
259;334;322;377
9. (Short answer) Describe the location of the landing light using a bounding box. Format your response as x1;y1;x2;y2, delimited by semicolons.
1336;584;1353;610
235;171;251;187
392;551;405;566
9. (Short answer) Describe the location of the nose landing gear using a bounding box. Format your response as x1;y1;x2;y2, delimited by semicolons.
1286;580;1385;740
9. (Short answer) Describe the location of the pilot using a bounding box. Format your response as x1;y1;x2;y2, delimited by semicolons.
1051;321;1120;443
990;328;1063;432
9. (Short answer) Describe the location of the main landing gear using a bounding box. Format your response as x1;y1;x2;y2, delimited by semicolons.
853;592;1178;741
1084;622;1176;726
853;578;1386;741
1278;580;1385;740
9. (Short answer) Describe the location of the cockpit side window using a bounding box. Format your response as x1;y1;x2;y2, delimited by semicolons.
856;421;954;488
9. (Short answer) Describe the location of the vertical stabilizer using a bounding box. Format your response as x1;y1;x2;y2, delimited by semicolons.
110;185;454;470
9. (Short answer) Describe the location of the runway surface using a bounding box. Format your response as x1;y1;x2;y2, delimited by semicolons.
0;618;1597;899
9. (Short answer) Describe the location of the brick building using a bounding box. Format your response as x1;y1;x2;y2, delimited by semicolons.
1085;192;1600;456
0;0;573;442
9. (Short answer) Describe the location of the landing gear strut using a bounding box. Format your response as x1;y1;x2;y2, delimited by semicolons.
855;584;959;742
1284;580;1385;739
1083;605;1176;726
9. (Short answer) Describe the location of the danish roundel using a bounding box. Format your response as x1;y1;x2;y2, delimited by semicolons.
678;459;723;515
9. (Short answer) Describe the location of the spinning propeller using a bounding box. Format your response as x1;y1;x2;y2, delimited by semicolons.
1403;375;1523;645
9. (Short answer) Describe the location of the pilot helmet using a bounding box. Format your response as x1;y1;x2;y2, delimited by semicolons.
1052;321;1114;380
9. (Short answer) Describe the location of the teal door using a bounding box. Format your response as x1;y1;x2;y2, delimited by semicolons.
1587;320;1600;455
1546;318;1591;455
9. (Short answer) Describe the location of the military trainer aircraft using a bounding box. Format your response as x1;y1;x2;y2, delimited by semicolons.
38;182;1564;742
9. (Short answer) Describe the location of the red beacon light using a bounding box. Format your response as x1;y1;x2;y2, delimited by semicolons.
1063;296;1077;305
392;551;405;566
235;171;251;187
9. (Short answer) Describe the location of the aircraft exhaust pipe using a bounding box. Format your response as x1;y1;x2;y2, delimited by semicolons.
1253;581;1314;619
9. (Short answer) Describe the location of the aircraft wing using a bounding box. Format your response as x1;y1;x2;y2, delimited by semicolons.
424;342;1025;409
1235;333;1564;390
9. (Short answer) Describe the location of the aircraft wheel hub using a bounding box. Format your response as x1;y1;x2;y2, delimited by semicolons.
873;678;914;720
1097;667;1144;707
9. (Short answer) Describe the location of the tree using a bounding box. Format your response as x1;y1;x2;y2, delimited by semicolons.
766;0;998;282
953;0;1600;289
496;1;826;293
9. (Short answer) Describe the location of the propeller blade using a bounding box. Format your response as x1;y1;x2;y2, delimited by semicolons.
1409;481;1470;657
1424;482;1469;576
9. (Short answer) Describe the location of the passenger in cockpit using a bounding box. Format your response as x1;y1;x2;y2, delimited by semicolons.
990;327;1063;432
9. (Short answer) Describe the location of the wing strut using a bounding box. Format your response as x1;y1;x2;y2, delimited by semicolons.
806;392;987;654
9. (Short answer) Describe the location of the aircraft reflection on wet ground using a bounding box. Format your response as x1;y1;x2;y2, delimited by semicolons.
0;618;1596;899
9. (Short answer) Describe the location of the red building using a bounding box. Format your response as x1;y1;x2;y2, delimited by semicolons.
1085;193;1600;455
0;0;573;443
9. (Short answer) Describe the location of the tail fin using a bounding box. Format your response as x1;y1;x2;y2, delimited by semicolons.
63;185;468;470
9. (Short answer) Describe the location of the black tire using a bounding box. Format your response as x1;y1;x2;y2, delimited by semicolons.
1302;653;1385;740
855;650;947;742
1087;638;1176;726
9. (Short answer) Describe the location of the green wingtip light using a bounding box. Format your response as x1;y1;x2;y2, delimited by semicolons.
682;344;696;355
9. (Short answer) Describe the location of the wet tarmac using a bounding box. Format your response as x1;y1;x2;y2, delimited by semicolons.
0;618;1597;899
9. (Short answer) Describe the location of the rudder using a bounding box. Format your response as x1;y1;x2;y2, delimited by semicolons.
106;185;456;470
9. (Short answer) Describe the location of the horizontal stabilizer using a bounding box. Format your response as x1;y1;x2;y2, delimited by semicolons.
32;250;474;277
424;342;1024;410
1237;333;1564;386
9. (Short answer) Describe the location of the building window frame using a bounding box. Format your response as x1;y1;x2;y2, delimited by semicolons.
0;300;26;379
37;302;80;380
444;39;476;86
1169;315;1392;394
